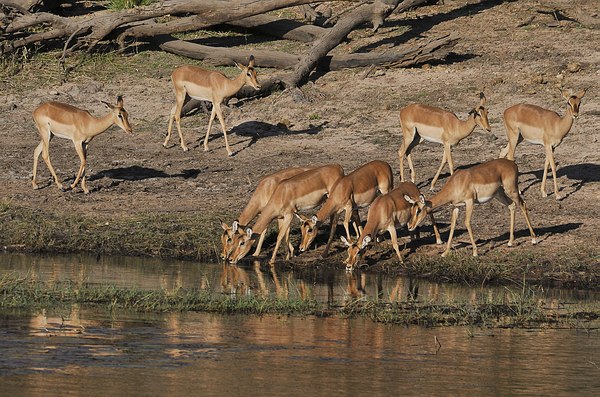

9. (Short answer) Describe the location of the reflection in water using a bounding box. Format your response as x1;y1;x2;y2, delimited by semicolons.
1;253;600;395
0;308;598;396
2;253;599;309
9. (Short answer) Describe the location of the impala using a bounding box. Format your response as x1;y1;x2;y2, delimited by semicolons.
165;55;260;156
398;92;491;190
31;96;132;194
297;160;393;257
230;164;344;265
500;89;586;199
341;182;442;271
408;158;537;257
220;166;313;261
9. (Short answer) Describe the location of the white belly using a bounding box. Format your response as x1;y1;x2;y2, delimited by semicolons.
185;83;213;102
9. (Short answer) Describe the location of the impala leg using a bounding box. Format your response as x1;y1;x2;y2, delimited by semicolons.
351;209;362;237
541;151;550;198
463;199;478;257
519;200;537;245
270;215;293;265
429;212;443;245
406;153;416;183
398;142;407;182
493;189;516;247
387;225;404;263
442;207;459;257
40;136;64;191
32;141;44;190
214;103;233;156
322;213;339;258
546;146;561;200
252;230;267;257
204;107;217;152
446;144;455;175
167;89;188;151
430;148;448;191
71;141;88;193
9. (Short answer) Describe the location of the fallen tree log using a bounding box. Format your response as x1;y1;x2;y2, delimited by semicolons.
1;0;345;54
226;14;327;43
154;33;457;70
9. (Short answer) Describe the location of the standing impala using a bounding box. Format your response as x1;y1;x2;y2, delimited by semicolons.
31;96;132;194
341;182;442;271
165;55;260;156
408;158;537;257
297;160;393;257
220;166;313;261
398;92;491;190
230;164;344;265
500;89;586;199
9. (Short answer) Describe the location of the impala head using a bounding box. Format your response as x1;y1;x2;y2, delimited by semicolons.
470;92;491;132
297;213;320;252
341;235;371;271
102;95;132;134
230;227;255;264
219;219;241;261
561;88;586;119
235;55;261;91
406;194;431;231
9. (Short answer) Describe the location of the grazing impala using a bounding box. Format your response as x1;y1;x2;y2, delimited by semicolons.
408;158;537;257
230;164;344;265
220;166;313;261
165;55;260;156
500;89;586;199
31;96;132;194
398;92;491;190
297;160;393;257
341;182;443;271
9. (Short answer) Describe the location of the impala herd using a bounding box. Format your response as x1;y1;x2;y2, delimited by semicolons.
29;55;586;270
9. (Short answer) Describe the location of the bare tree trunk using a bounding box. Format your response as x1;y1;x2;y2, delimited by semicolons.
286;0;427;87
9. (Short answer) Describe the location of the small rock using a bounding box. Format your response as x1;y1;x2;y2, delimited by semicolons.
566;62;581;73
49;90;59;96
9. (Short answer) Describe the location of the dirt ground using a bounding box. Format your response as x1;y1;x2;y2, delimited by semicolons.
1;1;599;268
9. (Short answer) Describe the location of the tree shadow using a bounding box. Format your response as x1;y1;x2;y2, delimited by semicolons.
355;0;512;55
520;163;600;199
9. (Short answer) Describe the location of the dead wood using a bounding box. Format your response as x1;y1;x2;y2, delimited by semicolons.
2;0;343;54
286;0;428;87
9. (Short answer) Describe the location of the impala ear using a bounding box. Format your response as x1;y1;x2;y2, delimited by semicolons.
340;236;351;247
404;194;416;204
478;91;486;106
248;55;255;68
116;95;124;107
234;61;243;70
220;219;229;231
245;227;253;236
232;220;239;233
361;235;372;249
419;193;426;204
311;215;318;224
101;100;113;109
561;88;570;101
576;88;587;98
294;213;306;222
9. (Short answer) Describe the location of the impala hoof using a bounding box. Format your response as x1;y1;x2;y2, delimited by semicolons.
531;238;538;245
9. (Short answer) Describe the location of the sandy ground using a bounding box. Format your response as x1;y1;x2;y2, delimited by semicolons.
1;0;599;263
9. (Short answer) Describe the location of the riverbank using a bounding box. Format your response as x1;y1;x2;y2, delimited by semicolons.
2;202;598;290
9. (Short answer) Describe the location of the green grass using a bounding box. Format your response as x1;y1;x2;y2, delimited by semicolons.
1;274;597;328
108;0;155;10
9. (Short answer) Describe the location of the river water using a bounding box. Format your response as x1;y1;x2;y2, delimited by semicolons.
0;253;599;396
